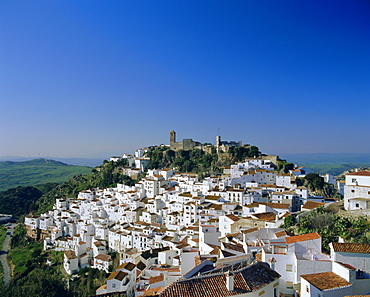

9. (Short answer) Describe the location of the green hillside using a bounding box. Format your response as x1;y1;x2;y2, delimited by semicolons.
0;159;92;191
302;163;370;177
0;183;58;218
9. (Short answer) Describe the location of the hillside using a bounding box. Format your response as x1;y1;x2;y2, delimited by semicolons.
0;159;92;191
0;183;58;218
34;160;137;214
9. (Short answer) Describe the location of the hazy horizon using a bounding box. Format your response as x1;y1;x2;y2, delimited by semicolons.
1;1;369;158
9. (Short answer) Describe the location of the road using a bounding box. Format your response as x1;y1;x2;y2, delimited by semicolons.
0;224;14;284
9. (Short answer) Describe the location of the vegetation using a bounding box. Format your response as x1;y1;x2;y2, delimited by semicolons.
0;224;70;297
70;267;109;297
0;269;72;297
34;160;136;214
0;225;6;278
296;173;339;198
0;159;92;191
276;159;295;173
3;224;112;296
0;183;57;218
146;145;261;176
296;206;370;251
228;145;261;162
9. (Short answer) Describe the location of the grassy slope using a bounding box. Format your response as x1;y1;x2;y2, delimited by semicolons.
0;159;92;191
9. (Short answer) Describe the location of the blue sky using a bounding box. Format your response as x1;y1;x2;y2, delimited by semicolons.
1;0;369;158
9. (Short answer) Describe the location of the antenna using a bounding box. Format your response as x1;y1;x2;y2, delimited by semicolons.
217;128;220;136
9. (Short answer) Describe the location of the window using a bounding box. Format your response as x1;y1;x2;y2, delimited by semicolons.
286;281;293;289
352;178;357;183
286;264;293;272
112;284;116;288
356;203;360;208
352;189;355;193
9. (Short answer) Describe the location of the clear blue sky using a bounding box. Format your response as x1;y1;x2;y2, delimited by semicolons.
1;0;369;158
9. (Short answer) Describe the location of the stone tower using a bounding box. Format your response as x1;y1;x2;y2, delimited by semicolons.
215;135;221;148
170;130;176;145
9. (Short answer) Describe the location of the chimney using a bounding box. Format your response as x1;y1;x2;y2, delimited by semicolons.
225;271;234;291
268;257;277;271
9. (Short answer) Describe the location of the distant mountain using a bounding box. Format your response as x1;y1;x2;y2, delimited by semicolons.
279;153;370;176
0;159;93;191
0;156;104;168
279;153;370;165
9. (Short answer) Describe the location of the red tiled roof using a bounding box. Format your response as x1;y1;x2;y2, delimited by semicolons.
149;274;164;284
157;262;279;297
107;270;128;281
94;254;111;262
275;230;288;238
259;202;290;209
222;242;245;253
251;212;276;222
331;242;370;254
301;271;351;291
302;201;325;210
64;250;77;260
241;227;259;234
285;232;320;244
225;214;240;222
117;262;136;271
346;170;370;176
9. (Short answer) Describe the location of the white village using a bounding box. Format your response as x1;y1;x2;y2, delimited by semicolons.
24;132;370;297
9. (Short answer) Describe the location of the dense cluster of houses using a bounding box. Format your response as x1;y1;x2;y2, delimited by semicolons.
24;147;370;297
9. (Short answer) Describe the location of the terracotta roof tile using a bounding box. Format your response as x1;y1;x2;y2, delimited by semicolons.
222;242;245;253
258;202;290;209
157;262;279;297
346;170;370;176
285;232;320;244
225;214;240;222
301;271;351;291
241;227;259;234
302;201;325;210
94;254;111;262
64;250;77;260
331;242;370;254
107;270;128;281
251;212;276;222
275;230;288;238
117;261;136;271
149;274;164;284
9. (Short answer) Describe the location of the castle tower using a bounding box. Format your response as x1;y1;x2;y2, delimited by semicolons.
170;130;176;145
216;135;221;147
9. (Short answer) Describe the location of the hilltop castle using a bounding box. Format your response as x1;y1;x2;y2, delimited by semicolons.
169;130;247;152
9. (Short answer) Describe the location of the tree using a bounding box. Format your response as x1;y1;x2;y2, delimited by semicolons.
282;215;295;228
303;173;325;194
